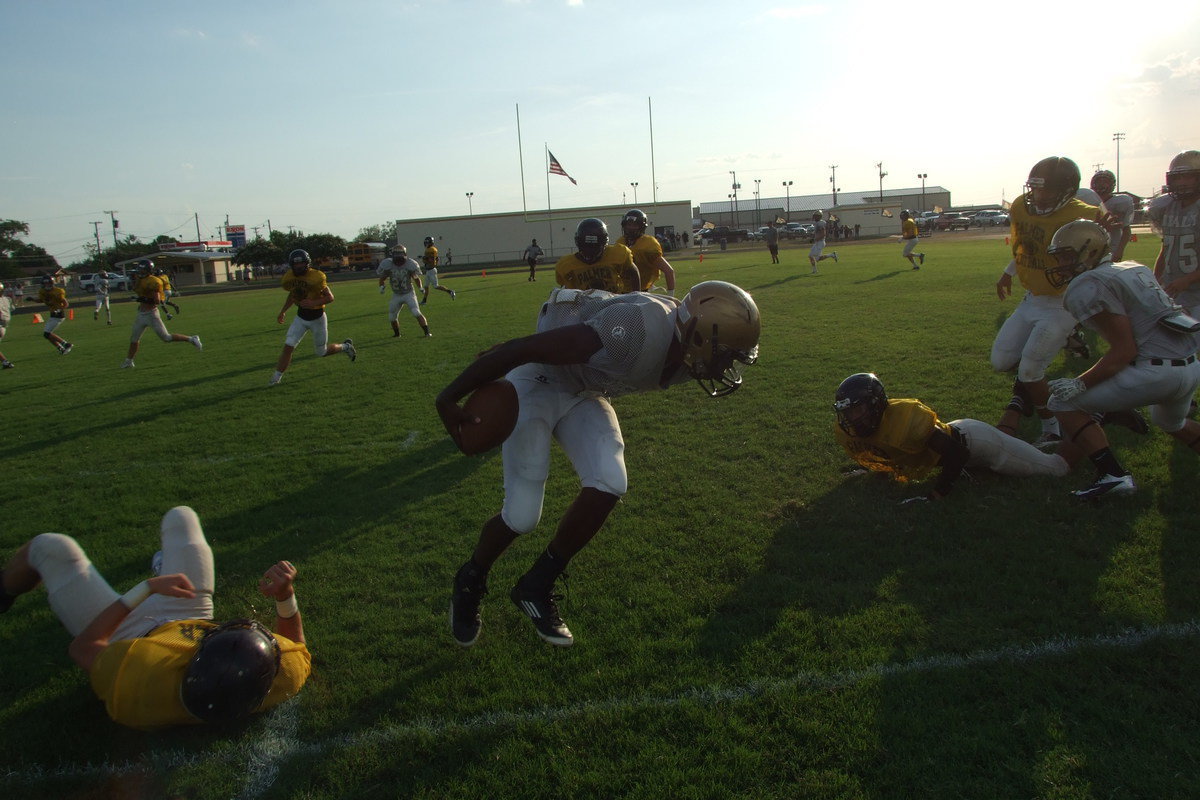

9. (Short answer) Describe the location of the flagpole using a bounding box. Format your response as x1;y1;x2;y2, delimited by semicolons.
545;144;554;257
648;96;657;207
516;103;528;217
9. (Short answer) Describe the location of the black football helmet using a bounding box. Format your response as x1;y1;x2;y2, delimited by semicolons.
676;281;761;397
1024;156;1081;216
621;209;649;240
288;249;311;275
899;209;912;221
423;236;434;248
1045;219;1111;288
834;373;889;438
1090;169;1116;198
181;620;281;724
1166;150;1200;203
134;258;154;276
40;274;54;288
574;218;609;264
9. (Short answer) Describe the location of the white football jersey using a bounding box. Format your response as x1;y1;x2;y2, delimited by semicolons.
1147;194;1200;312
376;257;422;295
1074;187;1103;206
535;288;687;397
1064;260;1199;360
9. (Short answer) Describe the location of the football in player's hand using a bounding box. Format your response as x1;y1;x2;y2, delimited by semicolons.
458;379;519;455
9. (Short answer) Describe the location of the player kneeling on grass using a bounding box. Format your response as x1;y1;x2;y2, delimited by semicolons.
1043;219;1200;499
437;281;760;648
0;506;310;729
834;372;1083;504
270;249;356;385
122;258;202;369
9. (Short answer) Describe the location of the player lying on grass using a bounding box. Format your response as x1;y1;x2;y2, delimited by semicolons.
0;506;310;729
834;372;1084;504
1044;219;1200;499
437;281;760;648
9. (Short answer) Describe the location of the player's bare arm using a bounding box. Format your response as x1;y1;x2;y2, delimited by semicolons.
1073;311;1136;389
259;560;304;644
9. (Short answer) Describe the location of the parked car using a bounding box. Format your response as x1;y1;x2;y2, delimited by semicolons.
78;272;132;292
933;213;973;231
782;222;814;241
972;209;1010;227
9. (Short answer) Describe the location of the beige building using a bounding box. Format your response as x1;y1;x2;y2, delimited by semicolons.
113;251;238;287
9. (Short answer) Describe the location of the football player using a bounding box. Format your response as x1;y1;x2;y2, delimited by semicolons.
1089;169;1137;261
269;249;355;385
808;210;838;273
763;221;780;264
0;506;310;729
619;209;676;295
991;156;1103;445
93;271;112;325
36;274;73;355
122;259;202;369
833;372;1080;503
554;218;640;293
376;244;432;338
420;236;456;304
523;239;544;281
899;210;925;270
153;265;181;319
1149;150;1200;319
437;281;760;648
0;281;13;368
1044;219;1200;498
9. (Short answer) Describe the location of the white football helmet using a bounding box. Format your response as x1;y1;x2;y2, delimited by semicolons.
676;281;760;397
1045;219;1111;288
1166;150;1200;203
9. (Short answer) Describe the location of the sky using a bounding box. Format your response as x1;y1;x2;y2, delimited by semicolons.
3;0;1198;265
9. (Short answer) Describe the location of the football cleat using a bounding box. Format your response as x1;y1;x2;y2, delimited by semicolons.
450;566;487;647
342;339;356;362
1072;472;1135;500
831;252;839;263
919;253;925;265
190;335;203;351
121;359;135;369
60;342;74;355
510;578;573;647
1033;431;1062;449
1100;408;1149;435
1;360;14;369
450;290;456;300
268;374;281;386
424;332;432;337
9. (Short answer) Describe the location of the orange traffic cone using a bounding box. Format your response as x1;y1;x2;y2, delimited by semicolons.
1131;233;1138;243
68;309;74;320
482;269;487;277
1005;236;1010;245
32;313;43;323
698;253;704;263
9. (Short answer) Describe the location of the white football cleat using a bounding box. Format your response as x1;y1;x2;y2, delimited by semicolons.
1072;473;1135;500
190;335;203;351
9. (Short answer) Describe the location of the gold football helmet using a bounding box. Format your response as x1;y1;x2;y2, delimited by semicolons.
1045;219;1111;288
1166;150;1200;203
676;281;760;396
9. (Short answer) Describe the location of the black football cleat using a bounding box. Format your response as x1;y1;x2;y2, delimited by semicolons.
450;565;487;647
510;577;573;647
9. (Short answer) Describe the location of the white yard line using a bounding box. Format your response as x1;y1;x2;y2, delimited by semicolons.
6;619;1198;790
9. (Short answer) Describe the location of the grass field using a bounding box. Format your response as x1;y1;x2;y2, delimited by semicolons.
2;232;1199;800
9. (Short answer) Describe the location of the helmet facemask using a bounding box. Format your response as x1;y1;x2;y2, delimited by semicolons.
1025;157;1081;216
1167;151;1200;203
1045;219;1110;288
833;373;888;437
677;281;761;397
574;219;609;265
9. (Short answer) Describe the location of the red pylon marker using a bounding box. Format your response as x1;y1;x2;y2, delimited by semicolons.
699;253;704;263
68;309;74;320
32;313;43;324
1005;236;1010;245
1131;233;1138;243
482;270;487;277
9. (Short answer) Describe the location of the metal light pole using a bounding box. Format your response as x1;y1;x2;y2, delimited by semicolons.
465;192;474;215
630;182;638;204
1113;132;1125;190
782;180;793;221
754;179;761;228
829;165;838;208
917;173;928;212
103;210;119;248
876;162;887;203
728;194;735;225
729;171;740;228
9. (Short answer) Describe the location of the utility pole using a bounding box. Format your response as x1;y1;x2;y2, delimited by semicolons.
267;219;273;236
103;210;119;248
829;165;839;208
782;180;793;221
195;213;202;245
729;171;741;229
876;162;888;203
1113;132;1125;190
252;226;263;240
90;221;104;266
754;178;761;228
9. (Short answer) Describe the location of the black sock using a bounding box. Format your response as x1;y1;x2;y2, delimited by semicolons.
1089;448;1125;477
520;547;566;593
456;559;487;587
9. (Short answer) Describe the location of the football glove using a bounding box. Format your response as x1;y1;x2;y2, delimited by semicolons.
1048;377;1087;402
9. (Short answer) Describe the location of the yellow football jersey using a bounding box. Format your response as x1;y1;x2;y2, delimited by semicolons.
134;275;164;303
834;398;950;482
423;245;439;270
89;620;311;729
1010;196;1101;296
555;244;637;293
38;287;68;310
281;269;329;310
624;234;665;290
902;218;919;239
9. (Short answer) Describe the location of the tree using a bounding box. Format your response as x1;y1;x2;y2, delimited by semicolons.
355;222;396;244
0;219;59;278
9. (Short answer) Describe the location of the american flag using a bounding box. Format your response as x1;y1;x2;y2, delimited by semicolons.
548;150;577;185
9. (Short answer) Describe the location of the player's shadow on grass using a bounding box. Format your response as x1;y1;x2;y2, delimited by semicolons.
694;469;1157;669
853;269;909;284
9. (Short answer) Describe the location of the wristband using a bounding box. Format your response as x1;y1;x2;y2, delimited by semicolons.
276;595;299;618
121;580;151;610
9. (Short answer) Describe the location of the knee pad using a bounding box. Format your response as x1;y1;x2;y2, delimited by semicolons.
27;533;92;594
1016;364;1046;384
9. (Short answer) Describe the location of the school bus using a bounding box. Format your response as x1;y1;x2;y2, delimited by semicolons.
347;242;388;271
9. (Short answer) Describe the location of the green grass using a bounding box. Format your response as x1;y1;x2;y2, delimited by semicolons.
2;233;1198;799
